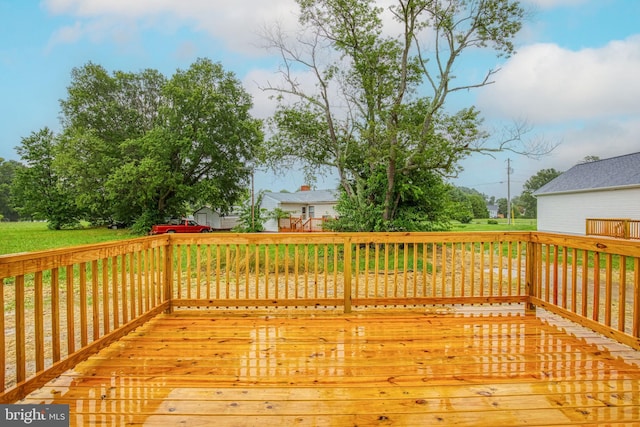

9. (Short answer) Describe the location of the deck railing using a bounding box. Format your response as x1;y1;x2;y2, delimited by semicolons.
278;216;329;232
168;232;531;311
528;232;640;350
0;236;171;402
586;218;640;240
1;231;639;402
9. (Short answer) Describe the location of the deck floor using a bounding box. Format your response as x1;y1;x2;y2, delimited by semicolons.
21;306;640;426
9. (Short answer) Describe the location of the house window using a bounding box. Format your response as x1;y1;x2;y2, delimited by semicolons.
308;206;315;218
302;207;306;219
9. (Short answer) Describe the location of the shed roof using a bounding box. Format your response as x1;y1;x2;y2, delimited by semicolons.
264;189;338;204
535;152;640;196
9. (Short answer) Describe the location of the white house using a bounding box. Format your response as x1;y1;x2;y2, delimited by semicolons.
535;152;640;235
193;206;240;231
486;204;499;219
260;186;339;232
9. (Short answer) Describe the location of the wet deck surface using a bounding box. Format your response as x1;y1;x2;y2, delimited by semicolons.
21;306;640;426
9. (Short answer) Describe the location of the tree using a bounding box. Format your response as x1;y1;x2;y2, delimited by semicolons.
447;187;475;223
53;58;263;231
519;168;562;218
0;158;22;221
331;166;451;231
57;63;166;224
263;0;546;231
496;197;508;218
233;191;269;232
11;128;82;229
456;186;489;218
580;155;600;164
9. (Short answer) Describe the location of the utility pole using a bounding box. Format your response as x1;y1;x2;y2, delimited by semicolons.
506;158;512;225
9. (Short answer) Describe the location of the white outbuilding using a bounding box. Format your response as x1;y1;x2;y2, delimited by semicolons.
534;152;640;235
192;206;240;231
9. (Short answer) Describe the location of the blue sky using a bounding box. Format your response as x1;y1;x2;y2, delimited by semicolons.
1;0;639;199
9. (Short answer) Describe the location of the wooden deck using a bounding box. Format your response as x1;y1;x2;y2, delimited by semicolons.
20;306;640;426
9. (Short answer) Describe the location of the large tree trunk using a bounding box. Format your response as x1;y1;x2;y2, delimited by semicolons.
383;157;396;222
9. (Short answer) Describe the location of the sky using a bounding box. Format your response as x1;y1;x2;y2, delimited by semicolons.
1;0;639;200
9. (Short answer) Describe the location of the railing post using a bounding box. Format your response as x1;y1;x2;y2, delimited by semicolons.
525;237;537;312
163;236;174;313
623;219;630;239
343;237;352;314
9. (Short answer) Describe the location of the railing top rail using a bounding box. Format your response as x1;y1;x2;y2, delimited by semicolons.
0;235;168;278
586;218;640;221
168;231;533;245
530;231;640;257
3;230;639;279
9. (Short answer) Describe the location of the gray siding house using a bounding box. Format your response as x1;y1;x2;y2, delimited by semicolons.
261;188;339;232
534;152;640;235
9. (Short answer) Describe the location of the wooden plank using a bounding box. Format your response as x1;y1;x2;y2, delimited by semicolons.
172;298;344;308
635;258;640;338
22;395;640;418
79;263;88;347
530;231;640;258
618;256;626;332
53;409;640;427
0;302;169;403
66;265;75;354
532;298;640;350
15;275;25;384
0;278;4;391
26;380;640;402
34;272;44;373
0;236;168;278
17;309;640;426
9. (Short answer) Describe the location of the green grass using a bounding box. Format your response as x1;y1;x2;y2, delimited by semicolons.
450;218;537;232
0;219;537;257
0;222;136;256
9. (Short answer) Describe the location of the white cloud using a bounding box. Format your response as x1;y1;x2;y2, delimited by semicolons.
243;69;278;120
543;119;640;169
43;0;301;55
46;21;84;48
478;35;640;124
522;0;587;9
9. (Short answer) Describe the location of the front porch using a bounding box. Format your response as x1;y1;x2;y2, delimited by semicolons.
2;231;640;425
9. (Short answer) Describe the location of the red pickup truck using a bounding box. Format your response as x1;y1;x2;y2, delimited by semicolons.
150;219;212;235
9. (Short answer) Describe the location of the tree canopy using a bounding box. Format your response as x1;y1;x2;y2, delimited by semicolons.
519;168;562;218
0;158;22;221
263;0;547;231
12;59;263;231
11;128;83;229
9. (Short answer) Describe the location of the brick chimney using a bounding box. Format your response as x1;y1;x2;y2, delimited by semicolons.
300;185;311;191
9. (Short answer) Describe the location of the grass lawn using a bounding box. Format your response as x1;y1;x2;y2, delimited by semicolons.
450;218;537;232
0;219;537;257
0;222;136;256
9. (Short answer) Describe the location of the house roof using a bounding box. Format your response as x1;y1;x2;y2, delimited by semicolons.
535;152;640;196
264;189;338;204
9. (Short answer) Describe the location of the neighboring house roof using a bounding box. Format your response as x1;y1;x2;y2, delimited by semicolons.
535;152;640;196
264;189;338;204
